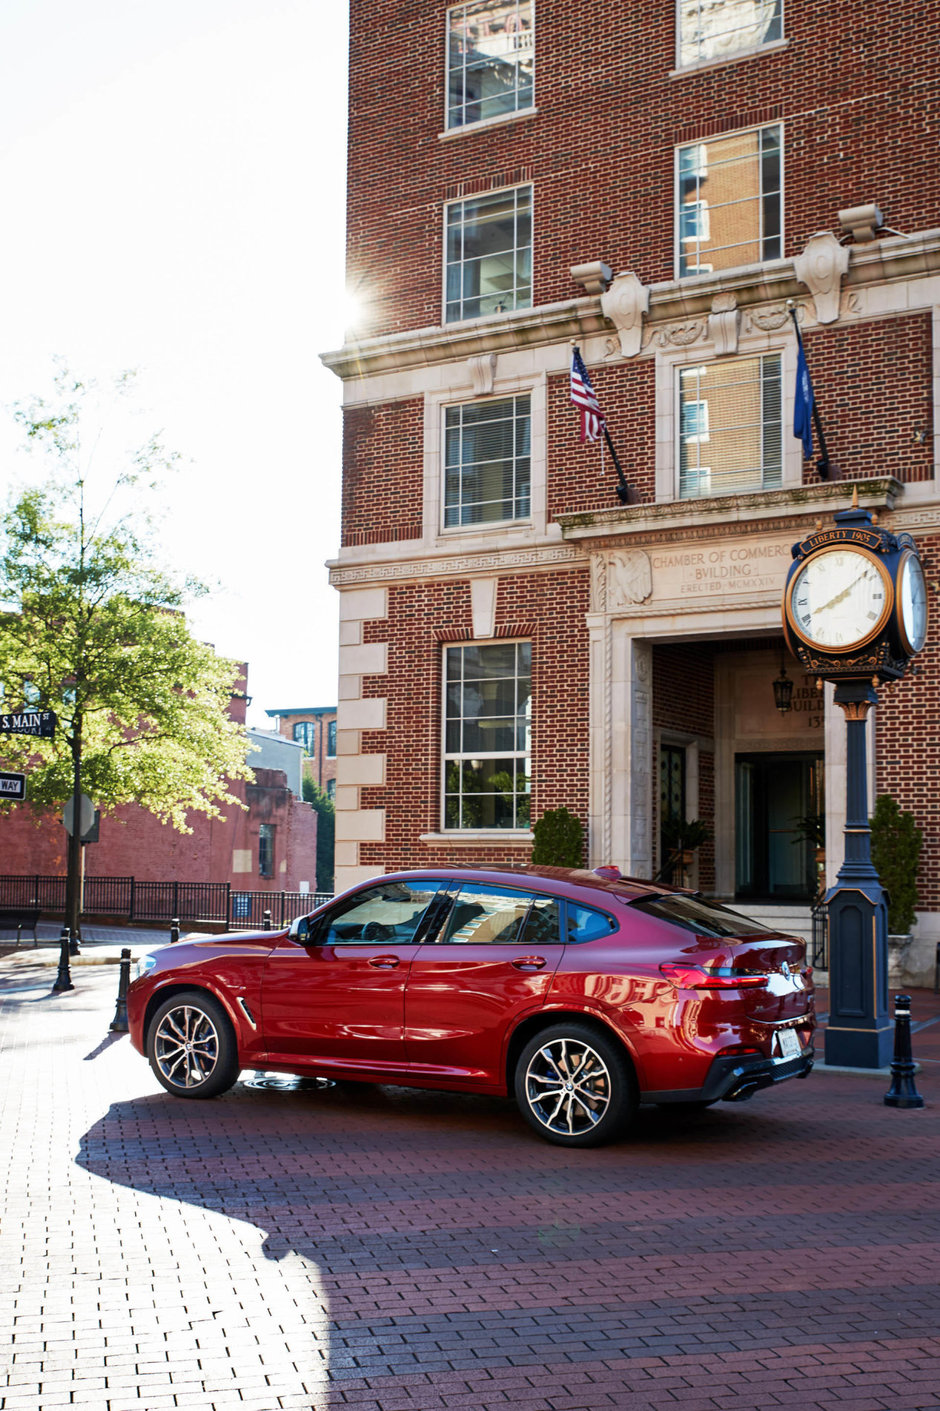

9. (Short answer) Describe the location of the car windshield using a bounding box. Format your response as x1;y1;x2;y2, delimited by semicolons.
628;894;770;938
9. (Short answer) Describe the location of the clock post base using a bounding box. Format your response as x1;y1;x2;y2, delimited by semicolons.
824;1022;893;1070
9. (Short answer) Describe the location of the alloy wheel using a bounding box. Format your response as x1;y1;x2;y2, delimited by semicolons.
522;1035;612;1138
153;1003;221;1091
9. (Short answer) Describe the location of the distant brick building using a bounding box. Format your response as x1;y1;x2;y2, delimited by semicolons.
322;0;940;982
265;706;338;798
0;680;319;894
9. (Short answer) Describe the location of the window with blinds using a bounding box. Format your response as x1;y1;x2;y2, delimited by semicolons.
678;354;782;499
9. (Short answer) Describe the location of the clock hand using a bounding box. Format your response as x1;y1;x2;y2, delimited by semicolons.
816;571;869;615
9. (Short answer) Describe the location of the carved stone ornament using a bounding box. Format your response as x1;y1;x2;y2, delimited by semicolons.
467;353;497;396
600;271;650;358
746;304;792;332
607;550;653;609
708;291;740;355
793;231;850;325
570;260;613;295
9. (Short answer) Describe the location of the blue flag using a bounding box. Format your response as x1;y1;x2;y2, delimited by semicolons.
794;340;815;459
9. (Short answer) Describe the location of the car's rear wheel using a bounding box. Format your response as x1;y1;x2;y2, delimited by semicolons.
146;991;240;1099
514;1023;637;1147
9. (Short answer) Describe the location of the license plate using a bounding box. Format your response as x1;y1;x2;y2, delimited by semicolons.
776;1027;801;1059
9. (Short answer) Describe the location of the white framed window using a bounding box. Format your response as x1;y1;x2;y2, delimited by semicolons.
447;0;534;129
445;185;532;323
678;354;782;499
678;0;782;68
444;394;531;528
292;721;316;754
676;124;781;277
443;640;531;830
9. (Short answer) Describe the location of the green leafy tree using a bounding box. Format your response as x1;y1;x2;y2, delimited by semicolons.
531;806;584;867
0;367;253;936
302;775;335;893
870;793;923;935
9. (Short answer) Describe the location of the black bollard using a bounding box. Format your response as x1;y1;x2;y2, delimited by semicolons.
263;909;272;931
109;948;132;1032
52;926;75;993
170;917;180;944
69;931;81;956
884;993;925;1109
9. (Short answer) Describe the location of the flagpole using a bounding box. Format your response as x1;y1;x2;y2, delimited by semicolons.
787;301;831;480
603;424;633;504
570;341;633;504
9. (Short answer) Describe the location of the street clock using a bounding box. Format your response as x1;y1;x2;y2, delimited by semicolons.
782;500;928;682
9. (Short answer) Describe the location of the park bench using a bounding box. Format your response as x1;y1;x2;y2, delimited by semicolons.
0;908;40;947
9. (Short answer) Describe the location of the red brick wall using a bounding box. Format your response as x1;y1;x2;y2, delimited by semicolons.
801;315;933;485
358;566;591;870
274;711;338;791
549;359;658;514
342;400;424;545
0;769;318;895
874;531;940;912
347;0;938;338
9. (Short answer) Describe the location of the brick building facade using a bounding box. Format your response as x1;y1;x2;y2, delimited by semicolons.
323;0;940;982
0;682;319;895
265;706;339;797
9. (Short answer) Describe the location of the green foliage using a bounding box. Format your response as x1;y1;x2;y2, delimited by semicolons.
870;793;922;935
0;367;252;830
302;775;335;893
531;806;584;867
660;816;711;853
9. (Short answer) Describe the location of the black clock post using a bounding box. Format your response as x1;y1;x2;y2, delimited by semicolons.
781;493;927;1069
825;677;891;1067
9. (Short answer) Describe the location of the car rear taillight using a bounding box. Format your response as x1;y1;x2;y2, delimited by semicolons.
660;962;768;990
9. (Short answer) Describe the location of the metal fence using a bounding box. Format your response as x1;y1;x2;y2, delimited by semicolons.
811;902;829;970
0;874;332;930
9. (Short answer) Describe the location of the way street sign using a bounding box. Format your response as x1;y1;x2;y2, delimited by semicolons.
0;709;56;738
0;772;26;800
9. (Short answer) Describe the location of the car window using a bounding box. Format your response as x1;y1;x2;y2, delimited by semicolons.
629;894;769;938
566;903;617;943
315;881;443;945
436;883;554;946
519;895;562;946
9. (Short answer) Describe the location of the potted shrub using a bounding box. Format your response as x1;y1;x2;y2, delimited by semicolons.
659;817;710;887
792;811;826;899
531;806;585;867
869;793;923;984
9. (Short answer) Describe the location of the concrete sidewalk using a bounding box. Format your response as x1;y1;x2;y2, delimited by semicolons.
1;958;938;1411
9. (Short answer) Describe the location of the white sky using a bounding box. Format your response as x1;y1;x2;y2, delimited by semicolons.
0;0;348;730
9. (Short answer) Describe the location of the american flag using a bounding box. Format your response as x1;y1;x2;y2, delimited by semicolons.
570;346;606;443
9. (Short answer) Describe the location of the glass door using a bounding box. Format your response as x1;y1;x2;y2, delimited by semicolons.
735;752;823;901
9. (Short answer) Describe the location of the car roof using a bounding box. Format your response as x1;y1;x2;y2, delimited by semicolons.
369;865;677;906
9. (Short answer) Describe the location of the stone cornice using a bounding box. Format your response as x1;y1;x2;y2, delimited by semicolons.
328;541;580;588
557;478;904;545
321;231;940;383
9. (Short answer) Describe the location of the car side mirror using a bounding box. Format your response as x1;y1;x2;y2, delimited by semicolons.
288;915;312;942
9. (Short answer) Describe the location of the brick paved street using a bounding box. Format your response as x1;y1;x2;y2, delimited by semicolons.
2;950;939;1411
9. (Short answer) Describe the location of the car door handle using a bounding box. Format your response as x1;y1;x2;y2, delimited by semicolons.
368;954;401;969
511;956;547;971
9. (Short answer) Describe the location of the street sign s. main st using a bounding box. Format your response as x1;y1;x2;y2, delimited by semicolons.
0;771;26;800
0;710;57;738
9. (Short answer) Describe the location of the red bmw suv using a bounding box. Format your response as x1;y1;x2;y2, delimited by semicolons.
127;865;815;1146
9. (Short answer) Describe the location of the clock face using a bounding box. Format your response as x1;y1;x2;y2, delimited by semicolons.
897;549;928;655
786;546;892;651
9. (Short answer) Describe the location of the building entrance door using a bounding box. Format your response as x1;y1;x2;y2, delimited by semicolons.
735;752;823;902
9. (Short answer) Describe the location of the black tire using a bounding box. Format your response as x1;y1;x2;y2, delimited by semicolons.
146;990;240;1099
514;1022;637;1147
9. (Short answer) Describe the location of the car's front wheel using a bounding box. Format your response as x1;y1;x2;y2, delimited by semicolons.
514;1023;637;1147
146;991;240;1099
